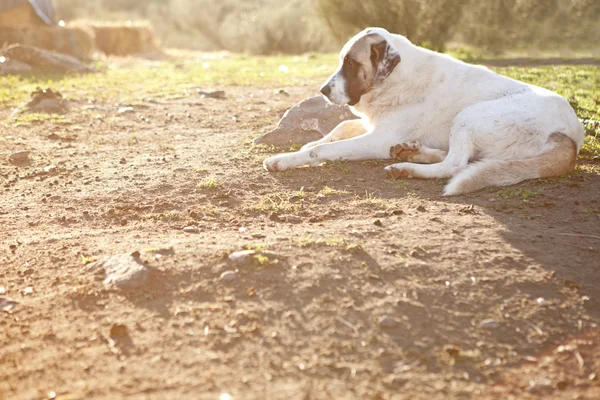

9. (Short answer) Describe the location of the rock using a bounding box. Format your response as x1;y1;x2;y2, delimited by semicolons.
197;89;226;99
253;95;358;146
220;270;237;281
374;211;387;218
8;151;30;166
110;323;129;338
0;57;32;75
183;226;200;234
16;87;70;115
373;219;383;227
536;297;548;306
379;315;398;328
118;106;135;114
286;215;302;224
44;165;58;174
480;319;500;329
88;253;149;289
416;205;427;212
2;44;96;73
0;286;5;295
0;297;18;312
229;250;256;265
386;375;408;387
526;376;552;393
21;287;33;295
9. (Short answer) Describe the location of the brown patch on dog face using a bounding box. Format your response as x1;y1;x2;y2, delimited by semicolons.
340;33;401;105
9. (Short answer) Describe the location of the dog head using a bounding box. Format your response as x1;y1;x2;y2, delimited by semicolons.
320;28;401;106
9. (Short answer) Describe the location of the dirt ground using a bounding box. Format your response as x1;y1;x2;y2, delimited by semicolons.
1;78;599;400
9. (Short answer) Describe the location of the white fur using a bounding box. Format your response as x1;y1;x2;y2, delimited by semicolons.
263;28;585;195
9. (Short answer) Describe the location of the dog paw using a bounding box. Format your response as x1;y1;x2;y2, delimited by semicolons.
389;141;421;161
263;154;294;172
384;164;414;179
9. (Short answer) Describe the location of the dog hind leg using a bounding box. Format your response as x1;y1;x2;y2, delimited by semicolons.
390;141;448;164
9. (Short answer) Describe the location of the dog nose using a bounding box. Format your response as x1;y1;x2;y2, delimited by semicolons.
320;84;331;97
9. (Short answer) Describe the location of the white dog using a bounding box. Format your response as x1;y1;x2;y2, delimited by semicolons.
263;27;585;195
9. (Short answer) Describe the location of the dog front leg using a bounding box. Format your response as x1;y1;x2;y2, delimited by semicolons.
263;131;394;172
301;119;365;150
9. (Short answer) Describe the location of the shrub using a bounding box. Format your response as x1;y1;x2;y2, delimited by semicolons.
313;0;468;51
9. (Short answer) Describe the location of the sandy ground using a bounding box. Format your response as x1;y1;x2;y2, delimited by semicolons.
1;81;599;400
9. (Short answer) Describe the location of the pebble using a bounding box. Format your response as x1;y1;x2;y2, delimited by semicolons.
44;165;58;174
118;106;135;114
183;226;199;234
197;89;226;99
8;150;30;164
0;286;5;295
480;319;500;329
229;250;256;265
378;315;398;328
110;323;129;338
536;297;548;306
0;297;18;312
374;211;387;218
286;215;302;224
526;376;552;393
88;253;149;289
220;270;237;281
373;219;383;227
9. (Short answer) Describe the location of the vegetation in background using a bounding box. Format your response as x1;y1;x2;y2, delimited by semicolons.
54;0;600;55
314;0;467;51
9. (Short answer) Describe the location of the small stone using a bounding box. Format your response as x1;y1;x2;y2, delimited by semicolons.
0;297;18;312
379;315;398;328
8;150;30;164
0;286;5;295
480;319;500;329
526;376;552;393
556;380;569;390
197;89;226;99
286;215;302;224
536;297;548;306
21;287;33;295
220;270;237;281
416;205;427;212
88;253;149;289
110;323;129;338
229;250;256;265
374;211;387;218
386;374;408;387
118;106;135;114
391;209;404;215
373;219;383;227
44;165;58;174
183;226;199;234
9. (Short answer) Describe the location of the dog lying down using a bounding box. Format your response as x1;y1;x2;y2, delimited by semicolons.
263;27;585;196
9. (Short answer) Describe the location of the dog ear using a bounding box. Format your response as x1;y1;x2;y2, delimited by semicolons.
371;40;401;83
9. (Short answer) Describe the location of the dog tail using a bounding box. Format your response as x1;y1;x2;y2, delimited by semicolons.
444;133;577;196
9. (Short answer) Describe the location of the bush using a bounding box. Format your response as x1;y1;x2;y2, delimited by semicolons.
461;0;600;52
313;0;468;51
